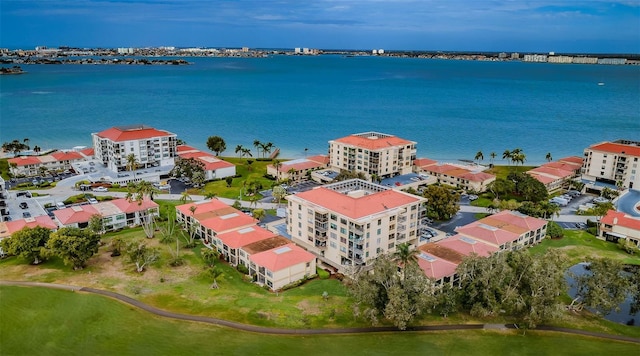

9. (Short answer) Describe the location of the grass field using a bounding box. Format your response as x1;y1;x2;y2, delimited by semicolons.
192;157;281;200
529;229;640;266
2;285;638;356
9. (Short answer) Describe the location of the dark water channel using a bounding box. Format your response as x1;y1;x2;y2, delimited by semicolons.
566;263;638;327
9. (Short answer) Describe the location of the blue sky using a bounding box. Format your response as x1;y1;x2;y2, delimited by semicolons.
1;0;639;53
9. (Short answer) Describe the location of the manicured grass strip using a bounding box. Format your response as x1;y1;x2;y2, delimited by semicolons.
529;230;640;266
1;286;638;356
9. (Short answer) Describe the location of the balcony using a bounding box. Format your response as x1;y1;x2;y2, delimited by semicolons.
315;231;327;241
315;221;328;231
315;240;327;249
398;215;407;223
315;213;328;222
351;224;364;233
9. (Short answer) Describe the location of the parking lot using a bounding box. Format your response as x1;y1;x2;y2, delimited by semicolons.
1;190;49;222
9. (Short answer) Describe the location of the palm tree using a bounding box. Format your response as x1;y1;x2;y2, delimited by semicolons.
287;167;297;183
512;152;526;167
261;142;273;159
126;180;159;203
235;144;244;157
545;152;553;163
23;138;30;150
273;159;282;180
241;148;252;158
489;152;496;166
179;191;192;205
474;151;484;164
502;149;511;165
126;153;138;172
204;191;218;200
210;267;222;289
393;242;419;279
253;139;262;158
33;145;41;154
252;208;266;222
304;148;308;157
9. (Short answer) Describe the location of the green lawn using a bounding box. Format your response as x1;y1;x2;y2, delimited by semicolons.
0;158;9;180
486;165;536;180
2;286;637;356
529;229;640;266
194;157;281;200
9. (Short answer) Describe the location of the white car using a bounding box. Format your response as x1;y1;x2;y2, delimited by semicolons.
92;186;108;192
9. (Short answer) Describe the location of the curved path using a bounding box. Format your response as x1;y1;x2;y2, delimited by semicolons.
1;281;639;343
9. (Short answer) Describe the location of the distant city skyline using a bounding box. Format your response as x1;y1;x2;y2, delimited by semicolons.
1;0;639;53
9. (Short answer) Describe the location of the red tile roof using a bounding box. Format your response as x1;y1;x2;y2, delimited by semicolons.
528;166;574;179
176;145;199;153
51;151;83;162
249;243;315;272
601;210;640;230
177;149;234;171
176;199;230;216
293;187;421;219
217;226;275;249
95;126;174;142
528;173;557;184
54;205;100;225
559;156;584;165
8;156;42;166
307;155;329;165
333;133;414;150
242;236;291;255
487;210;547;231
1;216;58;238
414;158;438;168
79;147;95;157
589;142;640;157
200;212;256;234
109;198;158;214
456;223;520;246
436;235;499;258
416;252;458;281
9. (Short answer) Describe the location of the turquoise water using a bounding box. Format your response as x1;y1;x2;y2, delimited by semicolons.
1;55;639;163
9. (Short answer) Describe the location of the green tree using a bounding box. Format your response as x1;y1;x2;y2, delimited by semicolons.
487;178;515;200
272;185;287;207
88;214;104;235
569;257;631;315
126;153;138;171
202;248;220;267
253;208;266;222
502;149;512;165
422;185;460;220
546;221;564;239
0;226;50;264
235;144;244;157
260;142;273;159
46;227;100;270
393;242;419;279
489;152;497;166
225;176;233;187
210;266;223;289
474;151;484;164
126;240;160;273
126;180;159;202
170;157;205;182
179;191;192;205
206;135;226;156
335;170;367;182
253;139;262;157
349;254;436;330
545;152;553;162
110;236;125;257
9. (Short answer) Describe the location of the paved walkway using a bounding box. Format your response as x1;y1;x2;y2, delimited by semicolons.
1;281;638;343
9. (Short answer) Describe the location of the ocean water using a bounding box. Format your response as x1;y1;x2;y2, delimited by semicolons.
1;55;639;164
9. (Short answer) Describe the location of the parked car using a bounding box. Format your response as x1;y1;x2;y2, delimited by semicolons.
468;194;479;201
92;186;108;192
19;202;28;209
593;197;610;204
22;212;31;218
88;198;99;204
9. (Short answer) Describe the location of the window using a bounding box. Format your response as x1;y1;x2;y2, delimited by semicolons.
388;243;395;249
340;227;346;234
330;223;337;230
330;242;337;248
377;228;381;235
378;219;382;226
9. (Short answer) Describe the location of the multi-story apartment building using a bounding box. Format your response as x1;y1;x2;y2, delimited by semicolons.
414;158;495;193
582;140;640;190
8;148;94;177
328;132;416;179
92;125;177;172
527;156;583;192
53;198;159;232
286;179;426;271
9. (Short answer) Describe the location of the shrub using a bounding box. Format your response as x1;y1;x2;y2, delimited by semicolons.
586;219;597;228
335;273;345;281
586;227;598;236
237;264;249;275
546;221;564;239
317;267;330;279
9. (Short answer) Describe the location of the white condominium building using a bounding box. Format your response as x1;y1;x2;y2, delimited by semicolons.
582;140;640;190
328;132;416;179
286;179;426;271
92;125;177;172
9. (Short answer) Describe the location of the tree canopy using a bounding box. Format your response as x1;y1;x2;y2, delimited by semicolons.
45;227;100;270
349;254;436;330
422;185;460;220
171;157;205;182
206;136;226;156
0;226;50;264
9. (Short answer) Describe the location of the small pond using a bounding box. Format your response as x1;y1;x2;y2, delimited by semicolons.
566;263;638;327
